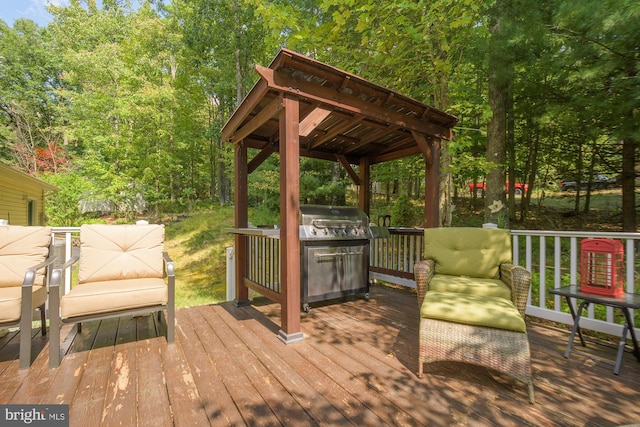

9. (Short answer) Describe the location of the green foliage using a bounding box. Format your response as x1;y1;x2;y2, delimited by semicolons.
391;194;421;227
0;19;63;172
0;0;636;230
300;159;348;206
249;205;279;228
39;171;93;226
247;155;349;221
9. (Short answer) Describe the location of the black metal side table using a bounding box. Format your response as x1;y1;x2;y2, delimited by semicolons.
549;285;640;374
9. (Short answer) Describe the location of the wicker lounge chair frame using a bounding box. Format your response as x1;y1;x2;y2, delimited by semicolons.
415;256;535;403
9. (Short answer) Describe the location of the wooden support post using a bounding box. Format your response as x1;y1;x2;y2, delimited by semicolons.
424;138;441;228
234;141;250;306
359;157;370;216
278;94;304;344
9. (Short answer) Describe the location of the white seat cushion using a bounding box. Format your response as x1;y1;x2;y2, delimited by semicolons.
61;278;168;319
0;285;47;323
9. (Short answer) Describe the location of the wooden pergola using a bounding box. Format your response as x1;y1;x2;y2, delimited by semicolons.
221;49;458;343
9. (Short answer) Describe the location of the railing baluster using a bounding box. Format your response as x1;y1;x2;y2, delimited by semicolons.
526;235;533;273
626;239;635;294
570;237;578;285
538;236;546;307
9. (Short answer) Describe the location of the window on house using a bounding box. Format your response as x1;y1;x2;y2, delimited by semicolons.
27;200;36;225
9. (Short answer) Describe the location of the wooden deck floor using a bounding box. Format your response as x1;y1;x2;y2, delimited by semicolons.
1;283;640;426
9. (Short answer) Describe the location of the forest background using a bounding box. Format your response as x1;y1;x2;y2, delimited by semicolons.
0;0;638;232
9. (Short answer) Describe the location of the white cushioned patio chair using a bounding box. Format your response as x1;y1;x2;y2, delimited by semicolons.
414;227;534;403
0;226;53;369
49;223;175;368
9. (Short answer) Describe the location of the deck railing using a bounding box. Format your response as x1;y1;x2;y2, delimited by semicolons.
246;234;281;295
53;225;640;340
511;230;640;338
51;226;80;294
370;228;423;287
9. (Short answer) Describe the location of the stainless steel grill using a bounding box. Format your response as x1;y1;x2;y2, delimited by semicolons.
299;205;372;240
299;205;372;312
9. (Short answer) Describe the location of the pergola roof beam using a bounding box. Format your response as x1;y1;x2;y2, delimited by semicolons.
221;79;269;142
299;106;332;137
230;95;283;144
255;65;453;140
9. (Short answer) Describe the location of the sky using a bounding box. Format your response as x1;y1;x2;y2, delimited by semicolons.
0;0;69;27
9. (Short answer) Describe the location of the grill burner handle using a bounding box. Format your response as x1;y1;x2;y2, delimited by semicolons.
314;251;365;259
311;219;363;229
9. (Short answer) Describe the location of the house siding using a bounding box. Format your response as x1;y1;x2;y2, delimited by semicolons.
0;164;58;226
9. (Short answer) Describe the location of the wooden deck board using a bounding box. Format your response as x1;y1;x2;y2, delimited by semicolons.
213;305;354;426
1;283;640;426
239;313;386;426
159;328;210;427
68;318;118;426
184;306;284;426
137;315;173;427
196;304;315;426
177;304;248;426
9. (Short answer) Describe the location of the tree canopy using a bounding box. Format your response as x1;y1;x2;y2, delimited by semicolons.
0;0;636;229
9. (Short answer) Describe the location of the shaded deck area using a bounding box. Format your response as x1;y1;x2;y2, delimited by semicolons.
1;283;639;426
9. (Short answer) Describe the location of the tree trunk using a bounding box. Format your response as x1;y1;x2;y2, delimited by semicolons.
522;131;539;221
434;66;452;227
506;85;516;219
210;138;216;202
583;143;599;214
574;145;583;213
485;11;509;227
621;134;636;231
438;143;453;227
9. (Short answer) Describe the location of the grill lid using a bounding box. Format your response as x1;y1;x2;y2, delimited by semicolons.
299;205;372;240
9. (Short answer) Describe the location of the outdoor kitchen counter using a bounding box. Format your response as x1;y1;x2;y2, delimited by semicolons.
225;227;281;238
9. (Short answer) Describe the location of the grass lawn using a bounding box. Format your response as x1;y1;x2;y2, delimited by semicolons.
535;188;624;212
453;188;632;232
164;207;235;308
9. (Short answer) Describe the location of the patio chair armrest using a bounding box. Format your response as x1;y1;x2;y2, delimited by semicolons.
20;256;58;318
163;251;175;299
163;252;176;343
58;254;80;271
500;263;531;316
414;259;435;307
163;252;175;278
47;255;79;297
21;255;58;288
48;268;63;296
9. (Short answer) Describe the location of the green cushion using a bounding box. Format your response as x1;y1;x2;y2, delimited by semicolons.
429;274;512;300
424;227;512;279
420;290;527;333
